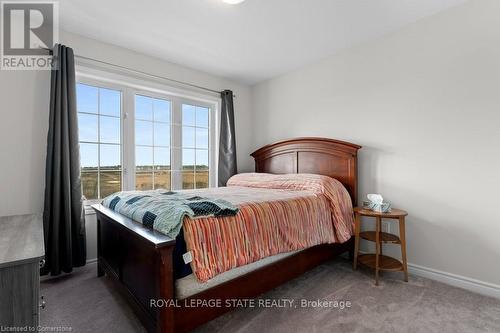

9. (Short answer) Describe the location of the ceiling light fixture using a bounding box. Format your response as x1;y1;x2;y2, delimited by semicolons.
222;0;246;4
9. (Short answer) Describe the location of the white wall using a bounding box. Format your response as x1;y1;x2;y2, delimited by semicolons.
252;0;500;287
0;31;254;260
0;70;50;216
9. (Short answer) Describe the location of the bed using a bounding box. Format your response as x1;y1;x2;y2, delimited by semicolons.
92;137;361;333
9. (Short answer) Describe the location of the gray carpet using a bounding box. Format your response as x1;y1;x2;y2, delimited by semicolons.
41;259;500;333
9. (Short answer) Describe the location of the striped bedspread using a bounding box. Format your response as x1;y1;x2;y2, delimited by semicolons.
183;173;354;282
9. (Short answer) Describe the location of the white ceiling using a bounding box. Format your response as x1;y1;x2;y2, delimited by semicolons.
60;0;466;85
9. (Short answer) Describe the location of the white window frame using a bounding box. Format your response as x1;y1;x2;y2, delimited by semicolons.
76;80;125;204
76;63;220;206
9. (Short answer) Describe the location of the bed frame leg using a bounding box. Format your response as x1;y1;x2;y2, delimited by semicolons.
97;262;104;277
348;247;355;261
96;217;104;278
347;236;355;262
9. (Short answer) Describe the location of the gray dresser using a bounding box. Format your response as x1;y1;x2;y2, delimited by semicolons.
0;214;45;329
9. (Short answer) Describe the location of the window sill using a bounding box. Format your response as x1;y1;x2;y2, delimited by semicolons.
83;199;100;215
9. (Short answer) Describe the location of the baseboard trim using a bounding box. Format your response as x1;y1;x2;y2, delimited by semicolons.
87;258;98;264
408;263;500;299
355;250;500;299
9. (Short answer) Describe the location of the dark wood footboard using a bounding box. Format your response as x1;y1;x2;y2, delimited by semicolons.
93;205;176;333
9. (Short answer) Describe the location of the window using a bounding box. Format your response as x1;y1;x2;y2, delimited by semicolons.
76;78;216;201
181;104;209;189
77;83;122;200
135;95;172;191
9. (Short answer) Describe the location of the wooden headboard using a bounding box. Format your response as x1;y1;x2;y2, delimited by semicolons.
251;137;362;205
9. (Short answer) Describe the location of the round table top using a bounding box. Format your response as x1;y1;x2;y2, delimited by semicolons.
354;207;408;217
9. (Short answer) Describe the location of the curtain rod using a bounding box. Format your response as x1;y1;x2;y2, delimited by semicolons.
40;47;232;97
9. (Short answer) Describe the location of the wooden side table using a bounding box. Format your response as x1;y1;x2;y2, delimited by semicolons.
353;207;408;285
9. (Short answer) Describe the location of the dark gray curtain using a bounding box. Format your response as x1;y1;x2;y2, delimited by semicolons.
218;90;237;186
42;44;86;276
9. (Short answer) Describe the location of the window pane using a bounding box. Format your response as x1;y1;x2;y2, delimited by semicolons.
136;146;153;171
100;116;120;144
99;88;121;117
196;107;209;128
195;172;209;189
136;172;153;191
135;120;153;146
154;122;170;147
80;143;98;168
100;144;121;169
78;113;98;142
182;172;195;190
195;149;209;171
182;149;195;169
182;149;195;189
182;126;195;148
182;104;196;126
100;171;122;198
81;172;98;200
76;84;98;114
154;171;171;190
195;128;209;149
135;95;153;120
154;99;170;123
77;83;124;200
154;147;170;170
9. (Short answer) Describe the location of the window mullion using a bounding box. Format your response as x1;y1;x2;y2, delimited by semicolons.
152;100;156;189
97;88;101;199
193;108;197;189
171;98;183;190
123;87;135;191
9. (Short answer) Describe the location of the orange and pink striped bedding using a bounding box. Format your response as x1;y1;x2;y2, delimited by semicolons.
182;173;354;282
